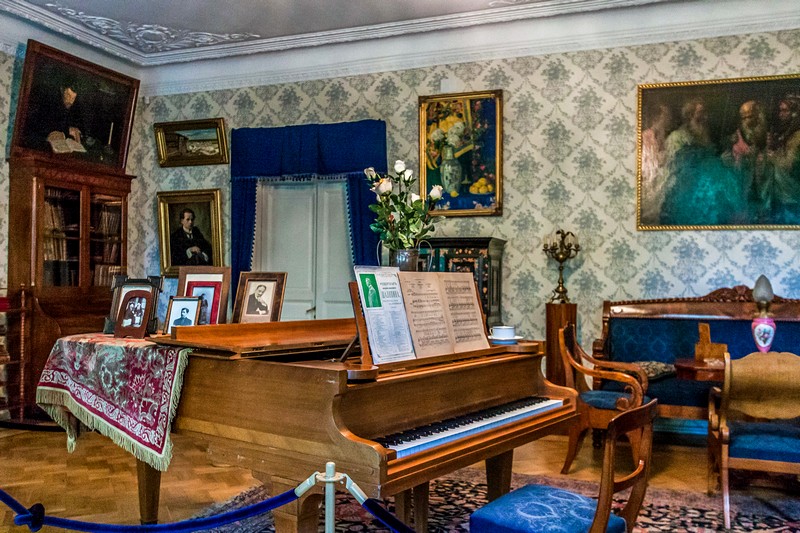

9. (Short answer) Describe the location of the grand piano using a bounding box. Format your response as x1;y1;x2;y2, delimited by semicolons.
141;286;577;532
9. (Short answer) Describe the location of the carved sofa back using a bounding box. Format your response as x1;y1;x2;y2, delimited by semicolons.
593;285;800;419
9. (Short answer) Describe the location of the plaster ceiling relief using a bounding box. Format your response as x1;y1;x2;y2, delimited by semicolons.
42;3;260;53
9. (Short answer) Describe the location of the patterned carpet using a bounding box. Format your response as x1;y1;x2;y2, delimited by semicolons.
200;469;800;532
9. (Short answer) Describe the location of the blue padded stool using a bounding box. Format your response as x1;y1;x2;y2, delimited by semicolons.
471;400;658;533
470;484;627;533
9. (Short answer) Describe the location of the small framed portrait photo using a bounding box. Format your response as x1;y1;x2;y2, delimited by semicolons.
176;266;231;325
232;272;287;323
163;296;201;335
114;289;155;339
105;275;160;334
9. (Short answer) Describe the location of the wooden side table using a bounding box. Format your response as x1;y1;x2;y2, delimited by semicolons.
674;358;724;381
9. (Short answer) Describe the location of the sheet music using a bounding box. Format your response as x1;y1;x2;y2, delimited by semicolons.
354;266;416;364
398;272;453;358
441;272;490;352
399;272;490;357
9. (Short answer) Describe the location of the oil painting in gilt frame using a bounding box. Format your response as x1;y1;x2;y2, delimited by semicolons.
638;73;800;230
157;188;224;276
10;39;139;172
154;118;229;167
419;90;503;217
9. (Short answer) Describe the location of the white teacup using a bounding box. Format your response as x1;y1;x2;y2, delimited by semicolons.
491;325;516;339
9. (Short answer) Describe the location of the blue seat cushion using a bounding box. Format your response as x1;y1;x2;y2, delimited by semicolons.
728;421;800;463
470;484;626;533
601;377;718;407
579;390;651;411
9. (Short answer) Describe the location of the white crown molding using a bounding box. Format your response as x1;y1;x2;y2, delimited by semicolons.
141;0;800;97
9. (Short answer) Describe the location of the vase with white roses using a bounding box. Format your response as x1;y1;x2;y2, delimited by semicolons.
364;160;444;270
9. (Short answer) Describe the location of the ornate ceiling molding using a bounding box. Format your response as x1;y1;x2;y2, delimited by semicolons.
41;3;259;54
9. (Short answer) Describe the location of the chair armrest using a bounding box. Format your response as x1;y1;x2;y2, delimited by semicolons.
708;386;721;430
590;358;650;393
577;364;645;410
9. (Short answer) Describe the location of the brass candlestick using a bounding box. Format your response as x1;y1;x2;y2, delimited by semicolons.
543;229;580;304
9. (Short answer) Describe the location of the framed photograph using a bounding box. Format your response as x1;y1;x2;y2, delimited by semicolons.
114;289;155;339
231;272;287;323
104;275;160;334
419;90;503;217
156;276;180;332
163;296;201;335
157;188;223;276
177;266;231;325
10;39;139;171
638;73;800;230
153;118;229;167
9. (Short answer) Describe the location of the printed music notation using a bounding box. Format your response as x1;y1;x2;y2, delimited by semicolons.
399;272;489;358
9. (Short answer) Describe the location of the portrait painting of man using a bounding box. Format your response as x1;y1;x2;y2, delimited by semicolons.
157;189;223;275
11;40;139;170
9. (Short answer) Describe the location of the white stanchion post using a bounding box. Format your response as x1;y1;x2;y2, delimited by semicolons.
324;462;336;533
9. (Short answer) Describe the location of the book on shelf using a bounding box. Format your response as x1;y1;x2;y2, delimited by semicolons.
353;267;490;364
46;131;86;154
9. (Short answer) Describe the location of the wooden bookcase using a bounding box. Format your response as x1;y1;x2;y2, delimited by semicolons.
420;237;505;327
5;155;133;422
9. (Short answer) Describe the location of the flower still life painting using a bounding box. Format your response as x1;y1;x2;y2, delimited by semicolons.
364;160;444;269
419;90;503;216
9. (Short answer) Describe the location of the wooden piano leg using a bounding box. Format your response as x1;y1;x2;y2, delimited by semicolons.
394;482;430;533
485;449;513;501
136;459;161;525
271;477;323;533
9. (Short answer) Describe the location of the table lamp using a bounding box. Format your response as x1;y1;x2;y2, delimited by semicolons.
751;274;776;352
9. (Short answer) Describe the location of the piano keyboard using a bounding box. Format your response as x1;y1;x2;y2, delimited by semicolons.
376;396;564;458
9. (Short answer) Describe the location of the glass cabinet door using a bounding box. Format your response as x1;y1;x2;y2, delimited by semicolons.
42;186;81;287
90;193;125;287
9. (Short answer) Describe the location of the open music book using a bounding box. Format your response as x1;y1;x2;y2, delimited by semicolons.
354;266;489;363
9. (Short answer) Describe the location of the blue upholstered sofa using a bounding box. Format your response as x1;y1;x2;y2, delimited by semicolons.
592;285;800;419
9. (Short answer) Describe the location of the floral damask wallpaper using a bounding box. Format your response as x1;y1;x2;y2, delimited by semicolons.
2;28;800;346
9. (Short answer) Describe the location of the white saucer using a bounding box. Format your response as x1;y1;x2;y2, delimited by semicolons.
488;335;524;345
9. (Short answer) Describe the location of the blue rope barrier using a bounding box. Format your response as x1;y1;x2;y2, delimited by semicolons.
2;463;415;533
6;487;297;532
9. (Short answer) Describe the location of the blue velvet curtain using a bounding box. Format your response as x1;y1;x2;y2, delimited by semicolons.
230;120;386;285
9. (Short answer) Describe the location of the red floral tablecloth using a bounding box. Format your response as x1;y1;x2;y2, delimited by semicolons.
36;333;190;472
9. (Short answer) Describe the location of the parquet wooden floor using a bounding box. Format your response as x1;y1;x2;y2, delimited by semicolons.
0;426;711;532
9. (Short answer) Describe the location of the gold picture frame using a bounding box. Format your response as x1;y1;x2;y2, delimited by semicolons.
154;118;229;167
419;90;503;217
157;188;224;276
637;73;800;230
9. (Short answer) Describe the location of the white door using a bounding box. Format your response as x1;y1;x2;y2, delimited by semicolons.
253;180;355;320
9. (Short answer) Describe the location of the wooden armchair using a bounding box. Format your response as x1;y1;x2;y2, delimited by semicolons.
707;351;800;529
471;399;658;533
559;323;650;474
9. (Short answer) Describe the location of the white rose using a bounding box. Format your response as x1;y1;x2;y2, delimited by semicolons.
364;167;377;180
447;133;461;147
449;121;465;135
411;193;421;203
394;160;406;174
429;185;443;200
430;128;445;142
373;178;393;195
403;169;414;182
